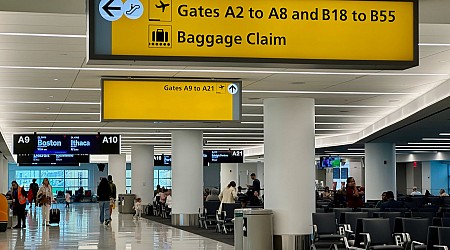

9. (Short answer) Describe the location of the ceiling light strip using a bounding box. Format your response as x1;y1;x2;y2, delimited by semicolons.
0;32;86;38
243;90;413;95
0;65;445;77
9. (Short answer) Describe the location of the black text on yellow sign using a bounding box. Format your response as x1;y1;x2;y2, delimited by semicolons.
90;0;418;69
101;79;242;121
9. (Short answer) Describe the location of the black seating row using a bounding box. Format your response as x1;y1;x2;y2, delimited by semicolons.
312;211;450;250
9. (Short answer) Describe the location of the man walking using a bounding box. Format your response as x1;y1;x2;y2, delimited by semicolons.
29;179;39;209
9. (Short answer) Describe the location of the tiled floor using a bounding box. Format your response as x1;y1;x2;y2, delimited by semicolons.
0;203;234;249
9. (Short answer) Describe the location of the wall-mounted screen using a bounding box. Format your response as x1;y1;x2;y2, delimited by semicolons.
320;156;341;168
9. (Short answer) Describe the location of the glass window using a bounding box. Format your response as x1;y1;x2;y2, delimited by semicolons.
159;170;171;178
126;170;131;178
14;169;89;195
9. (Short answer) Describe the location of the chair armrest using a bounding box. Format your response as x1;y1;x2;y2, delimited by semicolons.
312;225;318;241
339;224;351;236
433;245;448;250
393;233;409;247
360;233;371;250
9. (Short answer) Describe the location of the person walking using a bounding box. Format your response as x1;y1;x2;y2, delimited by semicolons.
11;181;27;229
97;178;111;226
29;179;39;209
37;178;53;226
65;191;71;208
108;175;117;218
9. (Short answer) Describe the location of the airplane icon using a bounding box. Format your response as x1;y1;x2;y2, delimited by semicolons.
155;0;170;12
219;85;225;89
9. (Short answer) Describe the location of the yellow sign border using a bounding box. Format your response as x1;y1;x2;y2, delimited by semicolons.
89;0;418;70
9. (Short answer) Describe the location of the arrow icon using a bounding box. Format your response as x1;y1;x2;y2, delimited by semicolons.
103;0;121;17
228;83;238;95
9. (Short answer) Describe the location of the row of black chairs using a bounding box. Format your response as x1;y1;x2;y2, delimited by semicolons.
198;201;264;234
312;211;450;250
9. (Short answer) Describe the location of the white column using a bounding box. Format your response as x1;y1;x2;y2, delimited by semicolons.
171;130;203;226
220;163;238;190
131;145;154;204
421;162;431;193
264;98;315;248
2;156;7;194
364;143;396;200
108;153;127;195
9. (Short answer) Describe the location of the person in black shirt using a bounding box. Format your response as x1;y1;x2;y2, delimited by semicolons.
247;173;260;193
29;179;39;209
97;178;112;226
380;191;403;211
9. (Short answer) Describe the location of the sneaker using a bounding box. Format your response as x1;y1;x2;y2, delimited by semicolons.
22;224;26;229
105;220;111;226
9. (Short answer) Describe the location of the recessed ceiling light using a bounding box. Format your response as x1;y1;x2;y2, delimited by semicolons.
53;78;59;81
422;138;450;141
49;95;54;98
439;133;450;136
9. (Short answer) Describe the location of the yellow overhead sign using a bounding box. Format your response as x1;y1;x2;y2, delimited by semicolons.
90;0;418;68
101;79;241;121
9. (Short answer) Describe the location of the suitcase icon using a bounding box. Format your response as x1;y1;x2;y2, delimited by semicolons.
152;29;168;43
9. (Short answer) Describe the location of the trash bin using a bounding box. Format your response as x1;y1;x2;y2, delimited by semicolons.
243;209;273;250
118;194;136;214
235;208;251;249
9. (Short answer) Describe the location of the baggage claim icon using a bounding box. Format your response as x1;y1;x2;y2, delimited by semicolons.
148;25;172;48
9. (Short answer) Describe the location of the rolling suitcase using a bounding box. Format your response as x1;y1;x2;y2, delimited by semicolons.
49;205;60;224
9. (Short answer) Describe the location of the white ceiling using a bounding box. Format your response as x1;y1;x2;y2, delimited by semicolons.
1;1;450;160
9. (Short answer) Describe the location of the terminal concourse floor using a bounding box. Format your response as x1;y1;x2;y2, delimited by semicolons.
0;203;234;250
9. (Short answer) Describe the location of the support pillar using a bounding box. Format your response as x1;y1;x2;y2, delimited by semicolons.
171;130;203;226
264;98;315;250
364;143;396;200
220;163;239;190
108;153;127;195
131;145;154;205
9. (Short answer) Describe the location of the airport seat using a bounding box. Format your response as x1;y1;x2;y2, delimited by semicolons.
347;218;403;250
311;213;344;250
434;227;450;250
400;218;430;250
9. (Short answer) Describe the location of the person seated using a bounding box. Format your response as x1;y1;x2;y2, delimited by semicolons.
248;191;262;207
236;186;247;202
206;188;220;201
380;191;403;211
321;186;333;201
375;192;388;208
410;187;422;196
439;189;449;197
203;188;210;201
165;190;172;216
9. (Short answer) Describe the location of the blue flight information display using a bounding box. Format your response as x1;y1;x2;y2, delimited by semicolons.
153;150;244;166
13;134;120;155
17;154;90;165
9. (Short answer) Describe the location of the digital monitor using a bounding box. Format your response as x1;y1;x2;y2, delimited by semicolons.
320;156;341;168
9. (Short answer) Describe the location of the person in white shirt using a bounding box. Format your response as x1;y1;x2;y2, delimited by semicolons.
439;189;449;197
133;198;142;219
410;187;422;196
37;178;54;226
65;192;71;208
218;181;238;212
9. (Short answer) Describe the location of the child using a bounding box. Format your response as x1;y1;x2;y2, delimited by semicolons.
133;198;142;219
65;191;71;208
